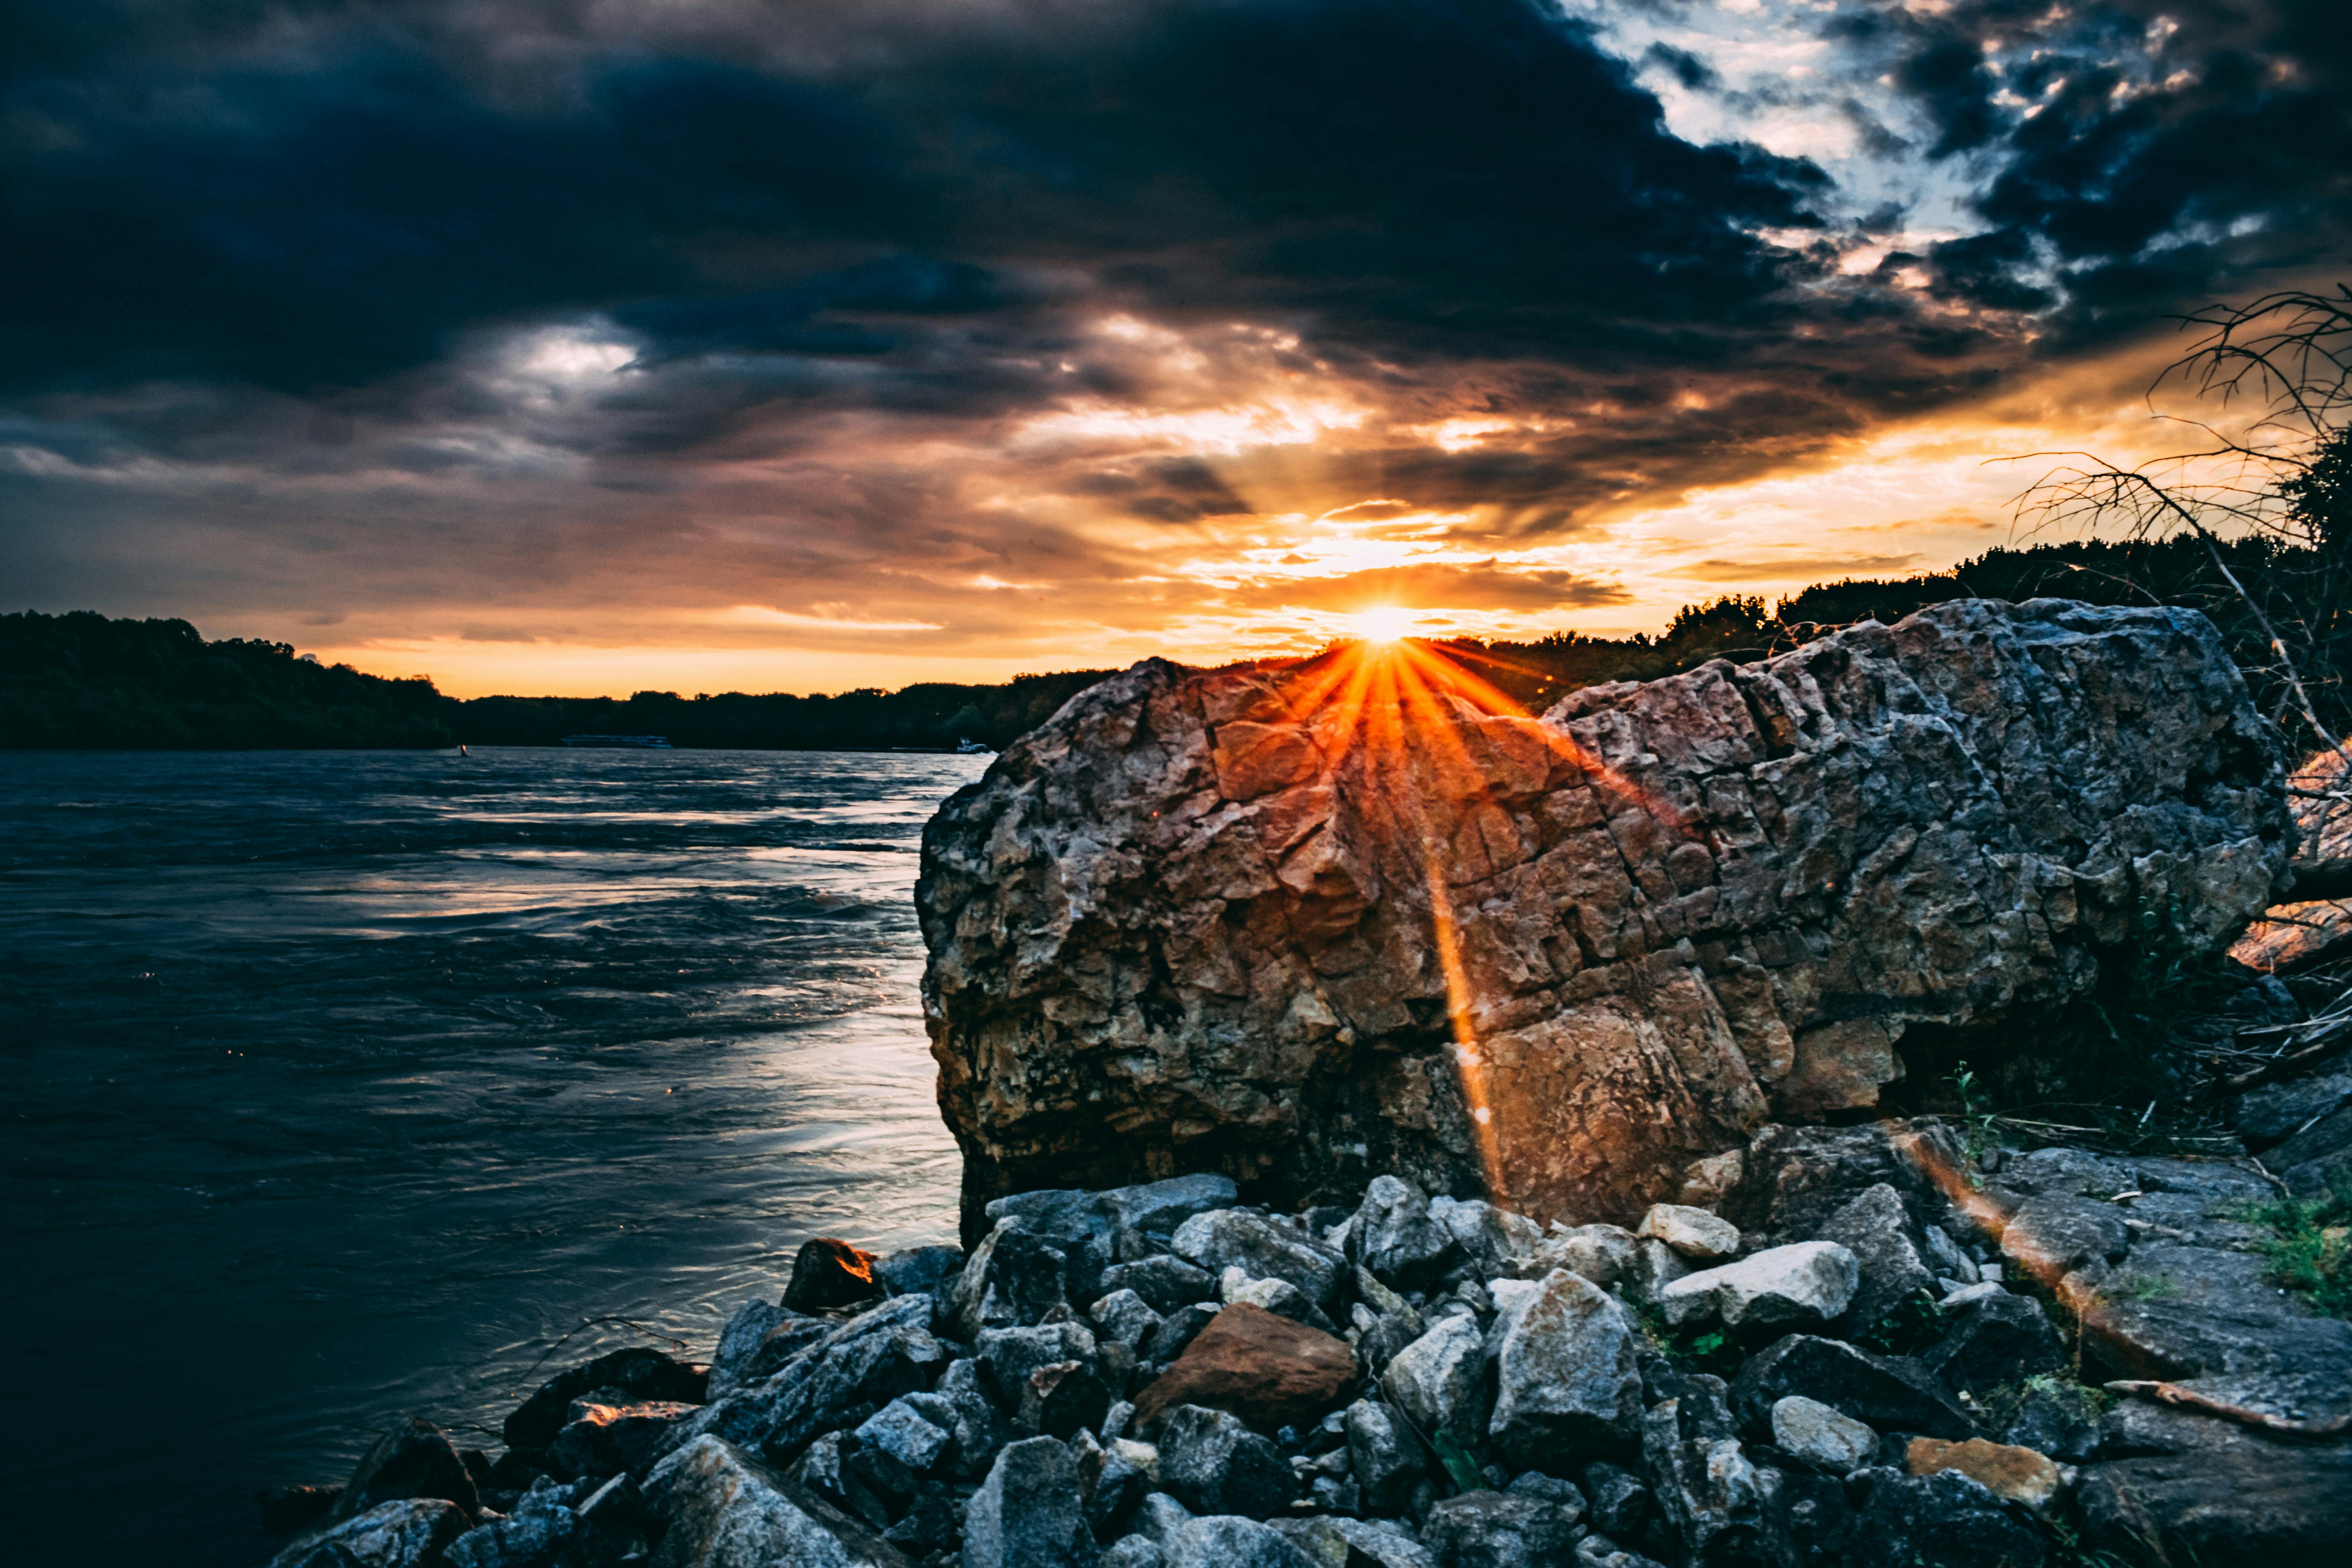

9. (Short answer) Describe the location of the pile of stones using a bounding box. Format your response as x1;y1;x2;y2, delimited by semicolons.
259;1122;2351;1568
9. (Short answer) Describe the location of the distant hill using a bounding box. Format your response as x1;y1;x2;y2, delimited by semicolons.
2;536;2312;749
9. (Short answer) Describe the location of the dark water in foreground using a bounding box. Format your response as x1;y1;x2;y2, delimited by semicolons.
0;748;986;1567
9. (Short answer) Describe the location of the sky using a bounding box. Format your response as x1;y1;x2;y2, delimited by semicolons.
4;1;2350;697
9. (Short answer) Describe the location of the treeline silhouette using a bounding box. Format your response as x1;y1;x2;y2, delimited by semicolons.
0;534;2322;750
447;675;1118;753
0;611;452;748
1448;535;2314;720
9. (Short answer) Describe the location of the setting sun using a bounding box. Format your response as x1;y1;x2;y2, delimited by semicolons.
1350;604;1417;644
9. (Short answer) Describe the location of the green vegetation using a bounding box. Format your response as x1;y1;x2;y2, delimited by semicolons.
1851;1289;1949;1357
2234;1167;2352;1319
0;610;451;748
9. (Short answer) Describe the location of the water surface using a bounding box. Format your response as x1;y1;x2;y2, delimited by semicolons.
0;747;983;1566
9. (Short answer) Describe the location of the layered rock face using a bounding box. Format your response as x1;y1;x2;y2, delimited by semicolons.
919;600;2292;1236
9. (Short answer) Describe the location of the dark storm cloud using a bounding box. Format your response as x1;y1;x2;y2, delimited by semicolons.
1829;1;2352;332
0;0;1837;403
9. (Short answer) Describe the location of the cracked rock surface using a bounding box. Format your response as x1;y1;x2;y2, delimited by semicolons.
918;601;2289;1231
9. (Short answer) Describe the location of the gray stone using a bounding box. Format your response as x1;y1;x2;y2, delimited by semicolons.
1998;1194;2131;1283
2077;1401;2352;1564
1814;1183;1938;1331
1769;1395;1875;1473
645;1435;913;1568
1172;1211;1345;1310
922;603;2290;1230
1352;1176;1457;1288
1997;1383;2100;1465
1154;1405;1294;1519
1103;1536;1163;1568
687;1295;947;1465
545;1399;699;1481
1219;1269;1339;1334
1429;1197;1543;1278
1130;1493;1194;1543
1725;1123;1957;1249
1656;1241;1858;1330
711;1301;806;1399
445;1476;585;1568
1140;1305;1220;1368
1160;1516;1318;1568
1569;1538;1664;1568
1421;1490;1586;1568
1526;1226;1638;1289
1728;1334;1974;1441
1641;1387;1760;1561
1820;1466;2047;1568
1102;1258;1219;1315
1920;1224;1975;1283
1378;1314;1489;1446
270;1499;470;1568
1321;1517;1436;1568
936;1359;1016;1479
2237;1069;2352;1150
507;1347;710;1452
330;1417;481;1524
991;1176;1240;1243
2073;1216;2352;1425
1264;1516;1349;1568
1092;1290;1166;1351
855;1397;955;1474
1623;1239;1690;1307
1019;1360;1114;1441
876;1245;967;1301
980;1322;1100;1406
963;1438;1098;1568
1487;1269;1642;1466
1919;1294;2065;1397
1634;1205;1739;1261
1577;1463;1650;1538
1343;1399;1426;1514
956;1223;1079;1337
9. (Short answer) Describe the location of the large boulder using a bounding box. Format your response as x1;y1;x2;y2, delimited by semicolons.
919;601;2289;1228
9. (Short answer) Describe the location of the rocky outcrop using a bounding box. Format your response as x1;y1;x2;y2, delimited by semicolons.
920;600;2291;1231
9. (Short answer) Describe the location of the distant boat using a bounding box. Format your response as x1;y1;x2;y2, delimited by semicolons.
561;734;673;748
955;737;993;755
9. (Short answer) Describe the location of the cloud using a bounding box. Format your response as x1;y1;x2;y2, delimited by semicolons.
1;0;2348;685
1675;554;1924;583
1224;562;1630;613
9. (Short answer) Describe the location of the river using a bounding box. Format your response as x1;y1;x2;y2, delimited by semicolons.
0;746;985;1566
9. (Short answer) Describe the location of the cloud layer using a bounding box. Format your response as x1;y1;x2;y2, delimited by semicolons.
2;0;2347;689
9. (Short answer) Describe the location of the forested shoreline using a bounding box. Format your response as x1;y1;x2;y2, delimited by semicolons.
0;535;2323;751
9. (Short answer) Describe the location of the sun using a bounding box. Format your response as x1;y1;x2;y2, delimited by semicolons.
1350;604;1416;644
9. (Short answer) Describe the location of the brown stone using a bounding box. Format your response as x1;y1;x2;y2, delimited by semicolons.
784;1237;880;1311
1906;1436;2062;1510
1130;1301;1356;1434
921;601;2291;1233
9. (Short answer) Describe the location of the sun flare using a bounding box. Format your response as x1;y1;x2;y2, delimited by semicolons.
1350;604;1416;644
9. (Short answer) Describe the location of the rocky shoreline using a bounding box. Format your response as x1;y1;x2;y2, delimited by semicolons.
256;601;2352;1568
258;1107;2352;1568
